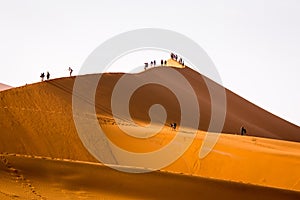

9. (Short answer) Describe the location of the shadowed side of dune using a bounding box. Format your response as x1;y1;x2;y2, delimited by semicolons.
180;67;300;140
96;66;300;141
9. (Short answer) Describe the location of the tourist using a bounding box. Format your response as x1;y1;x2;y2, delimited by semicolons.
69;67;73;76
240;126;247;135
40;72;45;81
46;71;50;80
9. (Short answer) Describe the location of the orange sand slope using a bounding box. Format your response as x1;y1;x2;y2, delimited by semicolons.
0;154;299;200
101;123;300;191
0;66;300;197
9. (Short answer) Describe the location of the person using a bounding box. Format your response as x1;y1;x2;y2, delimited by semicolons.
68;67;73;76
240;126;247;135
153;60;156;66
150;61;153;66
171;53;174;59
144;63;148;70
40;72;45;81
170;122;177;130
164;60;167;65
46;71;50;80
161;59;163;65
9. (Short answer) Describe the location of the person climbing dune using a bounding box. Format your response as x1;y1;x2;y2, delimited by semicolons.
170;122;177;130
40;72;45;81
240;126;247;135
144;63;148;71
46;71;50;80
68;67;73;76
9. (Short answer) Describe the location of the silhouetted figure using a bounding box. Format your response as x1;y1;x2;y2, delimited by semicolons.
68;67;73;76
40;72;45;81
144;63;148;70
151;61;153;66
161;59;163;65
171;53;174;59
153;60;156;66
164;60;167;65
170;122;177;130
46;71;50;80
240;126;247;135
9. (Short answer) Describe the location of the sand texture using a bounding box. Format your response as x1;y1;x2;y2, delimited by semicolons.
0;65;299;199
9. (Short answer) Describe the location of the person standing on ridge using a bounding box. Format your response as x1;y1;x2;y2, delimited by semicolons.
69;67;73;76
40;72;45;81
144;63;148;70
46;71;50;80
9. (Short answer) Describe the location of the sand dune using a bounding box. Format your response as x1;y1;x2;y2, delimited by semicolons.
0;65;299;198
0;154;299;200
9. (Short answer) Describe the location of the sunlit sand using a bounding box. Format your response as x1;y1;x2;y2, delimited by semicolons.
0;64;299;199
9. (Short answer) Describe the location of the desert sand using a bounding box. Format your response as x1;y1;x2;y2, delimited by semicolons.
0;62;299;199
0;153;299;200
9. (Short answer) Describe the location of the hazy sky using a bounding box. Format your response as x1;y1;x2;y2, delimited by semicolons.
0;0;299;126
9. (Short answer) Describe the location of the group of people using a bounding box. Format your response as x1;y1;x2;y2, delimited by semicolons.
40;67;74;82
40;72;50;81
144;59;168;71
170;53;185;66
144;60;157;70
170;52;178;60
169;122;247;135
143;52;189;71
161;59;168;66
170;122;177;130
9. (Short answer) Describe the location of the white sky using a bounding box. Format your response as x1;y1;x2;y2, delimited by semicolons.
0;0;299;126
